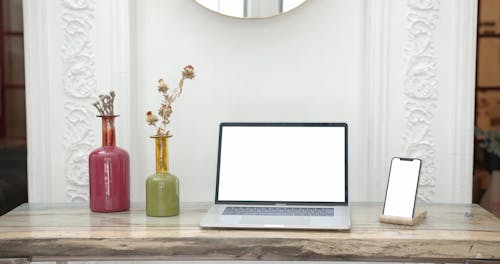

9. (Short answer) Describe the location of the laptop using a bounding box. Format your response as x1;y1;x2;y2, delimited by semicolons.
200;122;351;230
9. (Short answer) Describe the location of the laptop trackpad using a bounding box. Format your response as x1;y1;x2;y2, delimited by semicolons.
240;216;310;225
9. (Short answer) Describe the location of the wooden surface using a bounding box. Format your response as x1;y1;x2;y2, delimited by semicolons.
0;203;499;262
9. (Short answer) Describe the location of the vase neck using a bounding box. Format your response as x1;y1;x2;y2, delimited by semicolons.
155;137;169;173
100;116;117;147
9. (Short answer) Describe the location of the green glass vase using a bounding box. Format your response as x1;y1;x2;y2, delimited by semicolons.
146;136;179;216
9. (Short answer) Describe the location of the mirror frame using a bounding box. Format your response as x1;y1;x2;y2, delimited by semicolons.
193;0;310;19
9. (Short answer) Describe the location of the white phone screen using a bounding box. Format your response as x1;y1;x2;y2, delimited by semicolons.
383;158;421;218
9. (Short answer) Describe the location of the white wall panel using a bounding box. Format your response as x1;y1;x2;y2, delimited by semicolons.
25;0;476;204
25;0;132;202
134;0;367;202
365;0;476;203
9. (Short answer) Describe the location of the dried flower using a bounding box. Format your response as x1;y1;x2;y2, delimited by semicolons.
146;111;159;126
158;104;172;123
182;65;195;79
158;79;169;93
92;91;116;116
146;65;196;137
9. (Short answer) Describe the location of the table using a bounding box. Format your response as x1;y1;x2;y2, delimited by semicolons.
0;203;499;263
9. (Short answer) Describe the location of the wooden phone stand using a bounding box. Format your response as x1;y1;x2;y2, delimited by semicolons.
379;210;427;226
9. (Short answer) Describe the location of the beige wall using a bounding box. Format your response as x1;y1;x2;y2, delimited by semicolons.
476;0;500;129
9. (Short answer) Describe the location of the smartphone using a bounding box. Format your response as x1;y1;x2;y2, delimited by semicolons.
382;157;422;218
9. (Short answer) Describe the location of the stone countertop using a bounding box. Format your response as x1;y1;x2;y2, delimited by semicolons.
0;202;499;262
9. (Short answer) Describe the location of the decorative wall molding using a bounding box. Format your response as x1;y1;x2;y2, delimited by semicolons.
365;0;391;202
61;0;97;202
24;0;52;202
449;0;477;203
403;0;440;202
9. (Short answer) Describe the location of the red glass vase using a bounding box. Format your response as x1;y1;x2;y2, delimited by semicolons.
89;115;130;212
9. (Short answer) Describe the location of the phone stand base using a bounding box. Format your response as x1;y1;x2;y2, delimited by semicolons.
379;210;427;226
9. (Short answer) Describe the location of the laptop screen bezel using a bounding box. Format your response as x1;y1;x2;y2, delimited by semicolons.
214;122;348;206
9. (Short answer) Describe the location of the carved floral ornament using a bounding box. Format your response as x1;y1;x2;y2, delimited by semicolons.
62;0;97;201
404;0;439;202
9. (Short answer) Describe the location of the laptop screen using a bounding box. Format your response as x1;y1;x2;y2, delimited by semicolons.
216;123;347;204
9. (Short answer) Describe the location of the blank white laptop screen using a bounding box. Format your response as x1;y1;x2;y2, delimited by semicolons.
217;125;346;203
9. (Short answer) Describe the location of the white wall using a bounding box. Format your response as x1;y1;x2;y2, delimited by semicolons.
25;0;477;204
134;0;368;202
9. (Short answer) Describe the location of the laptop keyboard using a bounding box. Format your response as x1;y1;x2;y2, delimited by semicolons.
222;206;334;216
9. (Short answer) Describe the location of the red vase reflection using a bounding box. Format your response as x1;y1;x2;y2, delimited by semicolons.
89;115;130;212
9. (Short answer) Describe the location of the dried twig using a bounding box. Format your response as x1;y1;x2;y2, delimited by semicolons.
146;65;195;137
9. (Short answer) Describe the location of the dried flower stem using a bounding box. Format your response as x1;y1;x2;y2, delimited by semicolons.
146;65;195;137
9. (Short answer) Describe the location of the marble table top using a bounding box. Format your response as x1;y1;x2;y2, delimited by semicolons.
0;202;499;262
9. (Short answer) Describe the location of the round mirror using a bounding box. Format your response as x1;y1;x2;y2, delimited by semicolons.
194;0;308;19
